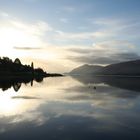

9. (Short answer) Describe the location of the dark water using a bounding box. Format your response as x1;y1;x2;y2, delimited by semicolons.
0;76;140;140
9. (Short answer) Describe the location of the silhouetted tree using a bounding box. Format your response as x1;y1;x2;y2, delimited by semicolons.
14;58;21;65
31;62;34;69
3;57;12;62
35;68;45;74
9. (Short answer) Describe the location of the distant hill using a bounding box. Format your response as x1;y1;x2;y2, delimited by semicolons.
69;64;103;74
69;60;140;76
97;60;140;75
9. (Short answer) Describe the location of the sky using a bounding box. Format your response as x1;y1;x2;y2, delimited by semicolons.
0;0;140;72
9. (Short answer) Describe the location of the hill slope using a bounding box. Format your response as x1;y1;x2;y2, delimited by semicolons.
69;64;103;74
97;60;140;75
69;60;140;76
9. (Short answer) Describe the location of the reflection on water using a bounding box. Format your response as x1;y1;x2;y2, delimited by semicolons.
0;76;140;140
0;76;44;92
72;75;140;92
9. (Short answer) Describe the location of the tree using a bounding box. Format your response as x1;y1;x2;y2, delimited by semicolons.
31;62;34;69
14;58;21;65
3;57;12;62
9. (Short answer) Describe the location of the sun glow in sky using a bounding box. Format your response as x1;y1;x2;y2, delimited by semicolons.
0;0;140;72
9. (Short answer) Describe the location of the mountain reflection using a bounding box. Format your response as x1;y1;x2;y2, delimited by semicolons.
0;76;140;140
0;76;44;92
71;75;140;92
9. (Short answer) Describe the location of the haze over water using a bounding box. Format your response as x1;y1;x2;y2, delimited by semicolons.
0;76;140;140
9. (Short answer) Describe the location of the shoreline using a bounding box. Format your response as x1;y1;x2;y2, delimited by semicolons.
67;74;140;78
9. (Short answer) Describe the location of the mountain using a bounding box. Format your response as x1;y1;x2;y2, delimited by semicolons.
97;59;140;75
69;60;140;76
69;64;103;75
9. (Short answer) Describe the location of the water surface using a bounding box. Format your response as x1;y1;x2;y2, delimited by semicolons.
0;76;140;140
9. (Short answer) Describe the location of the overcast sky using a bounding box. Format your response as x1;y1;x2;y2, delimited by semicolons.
0;0;140;72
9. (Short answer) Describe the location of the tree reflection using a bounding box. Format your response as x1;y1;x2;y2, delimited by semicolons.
13;83;21;92
0;76;44;92
0;57;62;92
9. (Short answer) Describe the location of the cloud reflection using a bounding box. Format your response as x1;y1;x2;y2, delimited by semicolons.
0;76;140;139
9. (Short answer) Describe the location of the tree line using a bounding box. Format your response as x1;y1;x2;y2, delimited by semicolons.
0;57;47;76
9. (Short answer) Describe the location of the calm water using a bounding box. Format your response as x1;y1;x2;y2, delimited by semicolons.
0;76;140;140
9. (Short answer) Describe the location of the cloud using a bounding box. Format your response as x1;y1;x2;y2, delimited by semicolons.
68;56;119;64
54;18;118;42
95;40;135;49
67;48;140;65
12;96;41;100
65;40;139;65
54;17;140;46
8;19;52;36
0;12;52;49
68;47;93;54
0;11;9;17
91;18;140;40
14;46;42;50
68;53;140;65
63;6;76;12
60;18;69;23
113;53;140;60
55;30;111;41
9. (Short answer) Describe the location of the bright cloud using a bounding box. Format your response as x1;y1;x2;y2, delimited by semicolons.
0;13;52;50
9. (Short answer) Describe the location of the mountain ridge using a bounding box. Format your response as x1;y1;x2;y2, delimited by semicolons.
69;64;103;74
69;59;140;76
